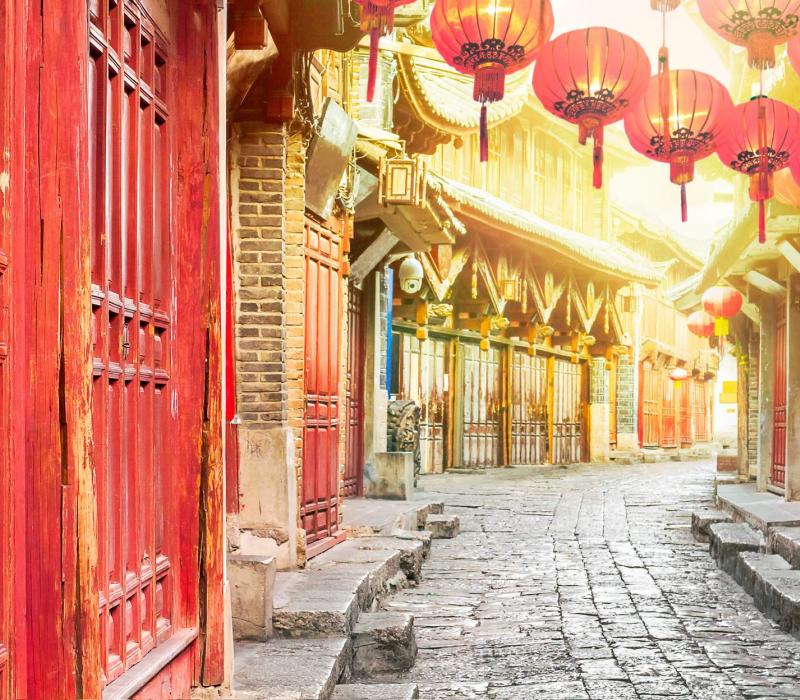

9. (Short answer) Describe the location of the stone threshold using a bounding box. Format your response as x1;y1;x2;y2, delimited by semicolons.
718;482;800;534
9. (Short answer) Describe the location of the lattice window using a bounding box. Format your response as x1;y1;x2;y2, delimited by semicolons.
88;0;174;683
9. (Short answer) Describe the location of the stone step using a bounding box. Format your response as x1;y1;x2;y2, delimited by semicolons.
354;536;425;582
351;612;417;679
751;567;800;634
691;509;733;544
273;541;402;638
233;637;350;700
768;526;800;568
331;684;420;699
390;528;433;559
708;522;764;576
424;513;460;539
735;552;792;597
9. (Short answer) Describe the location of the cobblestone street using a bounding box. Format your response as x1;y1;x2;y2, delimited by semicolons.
384;460;800;699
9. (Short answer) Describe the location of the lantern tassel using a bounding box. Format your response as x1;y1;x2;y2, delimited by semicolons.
680;183;687;223
592;125;604;189
366;28;380;102
480;104;489;163
759;199;766;244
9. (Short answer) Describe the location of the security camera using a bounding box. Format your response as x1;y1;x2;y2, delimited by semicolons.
399;256;424;295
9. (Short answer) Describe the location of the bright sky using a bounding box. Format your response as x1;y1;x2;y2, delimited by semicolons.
552;1;737;247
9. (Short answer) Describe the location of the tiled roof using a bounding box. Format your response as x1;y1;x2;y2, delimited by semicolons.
435;175;662;284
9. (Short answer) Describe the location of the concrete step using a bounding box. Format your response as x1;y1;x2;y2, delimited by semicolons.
735;552;792;597
390;528;433;559
691;509;733;544
331;684;420;699
233;637;350;700
708;522;764;576
351;612;417;679
424;514;460;539
354;536;425;582
273;541;402;638
768;526;800;568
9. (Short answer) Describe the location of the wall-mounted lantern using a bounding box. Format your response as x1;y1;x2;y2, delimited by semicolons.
378;156;427;207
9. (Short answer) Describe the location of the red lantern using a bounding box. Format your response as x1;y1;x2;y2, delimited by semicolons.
789;35;800;75
669;367;689;388
533;28;651;189
687;310;715;338
717;97;800;243
354;0;415;102
697;0;800;70
702;286;743;337
431;0;554;163
625;70;734;222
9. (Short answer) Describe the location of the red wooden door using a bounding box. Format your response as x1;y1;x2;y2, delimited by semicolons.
462;343;502;468
773;303;788;488
641;363;661;448
344;283;365;497
692;380;710;442
661;372;677;448
678;381;692;445
552;359;583;464
302;217;343;552
89;2;176;681
510;351;547;465
0;116;10;700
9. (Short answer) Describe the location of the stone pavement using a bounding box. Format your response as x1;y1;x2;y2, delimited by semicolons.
382;460;800;699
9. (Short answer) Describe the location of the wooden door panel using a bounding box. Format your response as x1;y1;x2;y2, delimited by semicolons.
692;380;710;444
510;351;547;465
661;373;677;448
344;283;365;497
462;344;501;468
773;304;787;488
552;359;582;465
678;382;692;445
0;175;9;700
641;364;661;448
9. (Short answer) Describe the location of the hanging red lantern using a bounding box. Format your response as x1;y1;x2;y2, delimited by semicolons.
697;0;800;70
702;286;743;337
669;367;689;388
354;0;415;102
625;70;734;222
431;0;554;163
717;96;800;243
789;35;800;75
533;27;651;189
687;310;715;338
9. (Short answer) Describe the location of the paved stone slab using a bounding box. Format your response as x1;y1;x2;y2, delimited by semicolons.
331;683;419;699
351;612;417;678
768;526;800;568
735;552;791;596
692;509;733;544
708;522;764;576
424;514;460;539
754;568;800;633
233;637;350;699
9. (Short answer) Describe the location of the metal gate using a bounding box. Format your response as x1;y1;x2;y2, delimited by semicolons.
462;344;502;468
510;351;547;465
397;333;448;474
344;283;365;497
302;217;343;552
678;381;692;445
692;379;710;443
661;374;677;448
89;5;176;680
641;363;661;448
552;359;583;464
773;303;787;488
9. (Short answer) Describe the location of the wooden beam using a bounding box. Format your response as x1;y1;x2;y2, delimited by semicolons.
741;301;761;326
778;238;800;275
744;270;786;297
349;229;398;287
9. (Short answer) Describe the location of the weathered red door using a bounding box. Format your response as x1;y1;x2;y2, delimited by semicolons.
510;350;547;465
89;1;180;681
397;333;448;473
344;282;365;497
552;359;583;464
462;343;502;468
302;217;343;553
692;379;710;443
773;303;788;488
661;372;677;448
641;363;661;448
678;381;692;446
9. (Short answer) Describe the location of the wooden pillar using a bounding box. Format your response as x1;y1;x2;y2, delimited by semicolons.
451;338;464;468
546;355;555;465
785;275;800;500
758;301;777;492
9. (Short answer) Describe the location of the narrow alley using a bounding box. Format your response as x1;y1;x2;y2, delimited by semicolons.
383;461;800;699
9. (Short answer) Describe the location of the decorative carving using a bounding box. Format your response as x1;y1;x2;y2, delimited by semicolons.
387;399;422;484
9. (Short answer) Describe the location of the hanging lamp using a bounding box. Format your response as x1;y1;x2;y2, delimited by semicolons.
702;287;743;337
687;310;715;338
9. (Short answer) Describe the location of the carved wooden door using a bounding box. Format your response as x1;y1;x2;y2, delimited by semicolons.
396;333;448;474
552;359;583;464
510;350;547;465
641;363;661;448
89;1;176;681
344;283;365;497
302;217;342;551
660;372;677;448
462;343;501;468
773;303;787;488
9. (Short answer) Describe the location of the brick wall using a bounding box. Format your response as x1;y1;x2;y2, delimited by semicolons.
590;358;608;404
616;354;636;434
748;329;759;469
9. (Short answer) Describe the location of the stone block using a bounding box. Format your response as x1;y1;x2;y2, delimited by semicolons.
753;569;800;632
351;612;417;678
356;536;425;582
391;528;433;559
691;509;733;543
228;554;277;641
365;452;414;501
709;522;764;576
332;684;420;699
768;526;800;568
425;514;460;539
415;501;445;529
735;552;791;597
